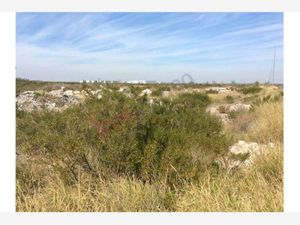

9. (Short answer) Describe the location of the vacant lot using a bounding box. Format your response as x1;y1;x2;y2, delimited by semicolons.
16;79;283;212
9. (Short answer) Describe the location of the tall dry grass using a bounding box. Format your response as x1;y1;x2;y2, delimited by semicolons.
248;101;283;143
176;144;283;212
17;175;171;212
223;100;283;144
17;144;283;212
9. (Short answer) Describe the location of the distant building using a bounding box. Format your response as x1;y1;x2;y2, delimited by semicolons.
126;80;146;84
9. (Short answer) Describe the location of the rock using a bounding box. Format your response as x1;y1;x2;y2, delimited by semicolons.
206;102;251;123
16;91;35;104
206;106;218;114
228;103;251;112
229;140;260;156
148;98;154;105
63;90;74;96
74;91;86;100
119;86;130;93
90;89;102;98
81;90;89;96
225;140;275;170
49;89;63;97
17;100;42;112
139;88;152;96
218;113;230;123
206;105;229;123
45;102;56;111
23;91;34;94
17;89;86;112
16;91;43;112
73;91;81;95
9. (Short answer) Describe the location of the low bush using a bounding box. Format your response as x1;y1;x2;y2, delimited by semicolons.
238;85;262;95
16;92;230;194
224;95;234;103
152;86;171;96
206;89;218;94
251;94;283;107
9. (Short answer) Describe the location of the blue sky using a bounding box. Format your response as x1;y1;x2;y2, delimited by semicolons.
16;13;283;83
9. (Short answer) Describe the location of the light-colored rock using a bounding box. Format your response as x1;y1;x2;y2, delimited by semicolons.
205;87;230;93
73;91;81;95
16;91;41;111
45;102;56;111
140;88;152;96
119;86;130;93
229;141;260;156
63;90;74;96
94;90;102;99
206;102;251;123
49;89;63;97
206;106;218;114
148;98;154;105
91;89;102;96
225;140;275;170
81;90;89;96
17;88;86;112
228;103;251;112
218;113;230;123
16;91;35;103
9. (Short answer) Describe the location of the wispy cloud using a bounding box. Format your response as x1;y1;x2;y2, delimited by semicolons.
16;13;283;83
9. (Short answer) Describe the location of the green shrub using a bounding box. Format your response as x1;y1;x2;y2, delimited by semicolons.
238;85;262;95
251;94;283;108
152;86;171;96
16;92;230;188
224;95;234;103
228;111;238;120
206;89;218;94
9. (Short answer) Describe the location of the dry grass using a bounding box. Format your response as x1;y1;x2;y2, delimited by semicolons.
176;144;283;212
207;91;241;103
16;175;171;212
248;101;283;143
223;100;283;144
17;144;283;212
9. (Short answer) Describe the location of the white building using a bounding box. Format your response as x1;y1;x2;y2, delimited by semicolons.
126;80;146;84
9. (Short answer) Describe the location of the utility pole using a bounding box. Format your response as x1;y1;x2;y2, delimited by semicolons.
272;47;276;84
